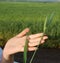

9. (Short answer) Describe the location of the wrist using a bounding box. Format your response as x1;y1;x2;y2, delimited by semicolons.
1;50;14;63
3;49;10;60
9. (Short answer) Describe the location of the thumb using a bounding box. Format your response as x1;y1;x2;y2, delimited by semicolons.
16;28;29;37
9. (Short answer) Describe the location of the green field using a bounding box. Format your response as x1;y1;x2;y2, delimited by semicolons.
0;2;60;48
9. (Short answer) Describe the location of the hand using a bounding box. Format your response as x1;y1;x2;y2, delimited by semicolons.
3;28;48;60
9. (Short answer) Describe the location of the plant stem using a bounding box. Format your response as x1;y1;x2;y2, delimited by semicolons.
29;17;47;63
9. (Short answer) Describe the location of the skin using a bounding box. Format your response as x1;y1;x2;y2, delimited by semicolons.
1;28;48;63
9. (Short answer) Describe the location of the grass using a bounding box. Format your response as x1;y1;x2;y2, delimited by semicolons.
0;2;60;48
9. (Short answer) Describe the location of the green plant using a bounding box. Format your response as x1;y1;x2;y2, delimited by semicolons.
24;12;54;63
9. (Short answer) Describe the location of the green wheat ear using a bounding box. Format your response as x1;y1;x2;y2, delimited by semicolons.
29;12;55;63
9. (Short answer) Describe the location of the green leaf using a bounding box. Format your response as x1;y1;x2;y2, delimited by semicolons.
23;31;31;63
24;36;29;63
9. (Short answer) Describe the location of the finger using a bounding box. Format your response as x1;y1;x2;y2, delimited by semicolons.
28;47;37;51
29;36;48;43
29;40;45;47
16;28;29;37
29;37;41;43
29;33;43;39
28;41;39;47
43;36;48;40
18;47;37;52
41;40;45;44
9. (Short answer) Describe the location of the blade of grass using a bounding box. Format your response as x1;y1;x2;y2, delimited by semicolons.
24;31;31;63
24;36;29;63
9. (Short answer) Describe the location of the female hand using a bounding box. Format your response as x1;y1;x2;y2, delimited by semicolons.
3;28;48;60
